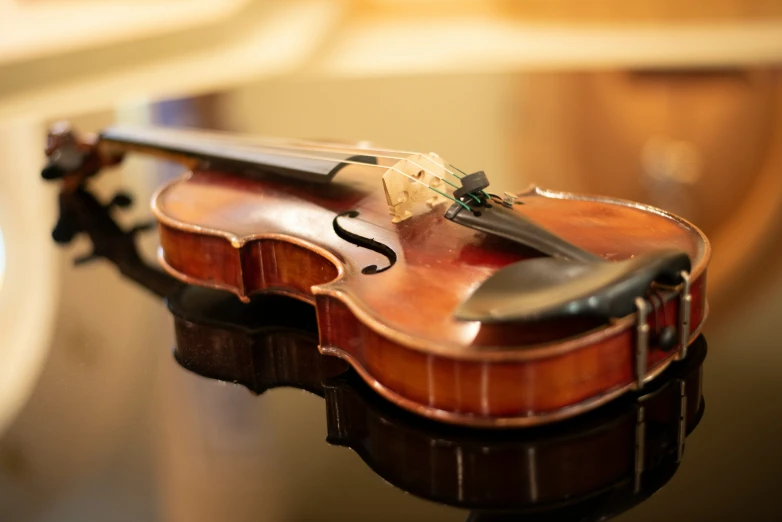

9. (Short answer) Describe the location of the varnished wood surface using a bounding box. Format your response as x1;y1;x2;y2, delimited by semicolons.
151;164;709;426
154;168;707;352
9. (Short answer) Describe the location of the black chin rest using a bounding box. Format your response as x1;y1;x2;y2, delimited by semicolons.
455;249;691;323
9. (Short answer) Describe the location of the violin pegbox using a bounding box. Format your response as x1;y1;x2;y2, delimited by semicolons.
42;122;123;184
382;153;450;223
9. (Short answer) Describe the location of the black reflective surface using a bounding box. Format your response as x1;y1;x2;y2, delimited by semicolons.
160;290;782;522
170;285;707;521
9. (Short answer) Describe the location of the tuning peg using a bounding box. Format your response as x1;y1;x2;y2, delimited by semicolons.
73;252;99;266
41;161;66;181
42;146;85;181
130;221;156;235
108;192;133;209
51;218;79;244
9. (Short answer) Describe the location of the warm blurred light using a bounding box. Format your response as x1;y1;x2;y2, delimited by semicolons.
359;0;782;22
0;0;249;65
0;226;5;293
320;21;782;77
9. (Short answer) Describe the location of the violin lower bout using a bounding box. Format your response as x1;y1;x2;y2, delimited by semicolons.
316;294;700;427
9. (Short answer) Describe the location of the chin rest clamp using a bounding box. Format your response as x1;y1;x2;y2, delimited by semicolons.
633;269;692;390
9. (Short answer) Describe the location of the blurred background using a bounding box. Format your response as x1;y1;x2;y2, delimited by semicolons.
1;0;782;521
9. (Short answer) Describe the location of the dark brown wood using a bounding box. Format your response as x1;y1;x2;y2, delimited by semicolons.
171;290;348;396
43;124;711;427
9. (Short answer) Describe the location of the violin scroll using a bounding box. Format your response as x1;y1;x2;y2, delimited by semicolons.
42;122;123;187
41;122;174;293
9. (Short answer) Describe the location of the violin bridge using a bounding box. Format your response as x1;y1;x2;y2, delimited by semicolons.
382;153;450;223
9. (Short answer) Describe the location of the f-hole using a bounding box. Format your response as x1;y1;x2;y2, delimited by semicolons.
333;210;397;274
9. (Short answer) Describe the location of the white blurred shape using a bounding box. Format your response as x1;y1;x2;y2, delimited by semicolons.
0;0;251;65
0;118;59;437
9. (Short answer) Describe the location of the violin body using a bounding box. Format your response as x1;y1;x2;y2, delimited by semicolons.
43;123;710;428
154;169;707;426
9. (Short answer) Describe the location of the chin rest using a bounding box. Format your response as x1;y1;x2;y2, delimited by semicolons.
455;249;691;323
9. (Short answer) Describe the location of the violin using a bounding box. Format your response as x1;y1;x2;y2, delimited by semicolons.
47;183;706;521
167;282;706;516
42;121;710;428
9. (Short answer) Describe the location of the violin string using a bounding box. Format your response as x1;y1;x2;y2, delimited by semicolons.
214;135;467;190
108;126;471;192
238;140;461;190
196;144;472;211
180;136;472;208
105;127;472;210
450;164;467;177
450;163;490;200
188;129;470;188
223;133;466;183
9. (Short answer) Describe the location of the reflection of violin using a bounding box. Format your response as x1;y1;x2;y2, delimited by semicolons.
169;283;706;517
42;122;710;427
47;177;183;299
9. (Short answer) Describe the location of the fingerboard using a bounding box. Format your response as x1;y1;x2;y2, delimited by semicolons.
99;125;378;183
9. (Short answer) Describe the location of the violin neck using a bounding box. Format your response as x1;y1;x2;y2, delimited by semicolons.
98;125;376;184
